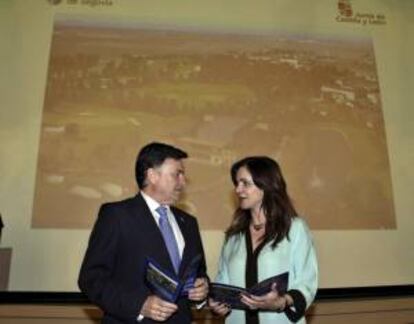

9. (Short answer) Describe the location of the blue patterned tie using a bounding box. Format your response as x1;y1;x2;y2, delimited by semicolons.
156;206;181;274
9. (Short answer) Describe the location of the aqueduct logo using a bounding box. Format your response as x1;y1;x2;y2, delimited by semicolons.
337;0;353;17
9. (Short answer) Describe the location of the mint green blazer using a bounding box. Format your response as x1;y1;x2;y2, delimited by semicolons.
215;217;318;324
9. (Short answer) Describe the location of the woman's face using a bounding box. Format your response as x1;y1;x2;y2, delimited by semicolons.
234;166;264;214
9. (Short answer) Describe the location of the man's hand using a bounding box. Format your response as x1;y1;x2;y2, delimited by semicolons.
140;295;178;321
188;277;209;301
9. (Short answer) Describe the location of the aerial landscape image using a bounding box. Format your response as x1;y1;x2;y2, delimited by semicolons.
32;16;395;230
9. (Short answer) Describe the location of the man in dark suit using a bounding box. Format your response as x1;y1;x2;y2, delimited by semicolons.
78;142;209;323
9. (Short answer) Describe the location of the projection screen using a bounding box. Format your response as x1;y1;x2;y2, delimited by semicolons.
0;0;413;292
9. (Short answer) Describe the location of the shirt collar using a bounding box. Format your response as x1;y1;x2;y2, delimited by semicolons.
140;191;170;215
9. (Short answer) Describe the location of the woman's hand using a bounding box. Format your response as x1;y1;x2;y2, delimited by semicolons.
208;298;231;316
188;277;209;301
240;283;293;312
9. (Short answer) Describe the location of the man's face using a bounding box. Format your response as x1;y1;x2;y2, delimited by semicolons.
149;158;186;205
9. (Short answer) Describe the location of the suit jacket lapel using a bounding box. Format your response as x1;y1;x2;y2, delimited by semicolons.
172;207;193;277
131;194;176;273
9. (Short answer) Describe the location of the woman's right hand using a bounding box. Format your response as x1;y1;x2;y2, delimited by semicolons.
208;298;231;316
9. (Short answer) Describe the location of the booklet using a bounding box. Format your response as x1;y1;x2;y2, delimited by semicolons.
144;254;202;303
209;272;289;310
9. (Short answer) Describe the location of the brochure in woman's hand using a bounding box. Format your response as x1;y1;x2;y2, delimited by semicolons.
209;272;289;309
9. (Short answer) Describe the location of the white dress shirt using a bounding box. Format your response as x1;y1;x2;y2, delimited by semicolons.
140;191;185;257
137;192;187;322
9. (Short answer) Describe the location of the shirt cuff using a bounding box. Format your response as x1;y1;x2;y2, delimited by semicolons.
284;289;307;322
195;299;207;309
136;313;144;322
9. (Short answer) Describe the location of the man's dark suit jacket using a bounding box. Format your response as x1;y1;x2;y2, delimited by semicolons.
78;194;207;324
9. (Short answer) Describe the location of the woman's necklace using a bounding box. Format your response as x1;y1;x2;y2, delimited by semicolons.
251;210;265;231
251;222;265;231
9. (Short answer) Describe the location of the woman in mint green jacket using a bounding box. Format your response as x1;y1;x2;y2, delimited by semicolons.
209;156;318;324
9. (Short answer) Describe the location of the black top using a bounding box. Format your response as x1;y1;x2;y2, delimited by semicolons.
245;230;267;324
244;230;308;323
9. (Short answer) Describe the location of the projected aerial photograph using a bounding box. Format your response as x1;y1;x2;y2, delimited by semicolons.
32;16;395;230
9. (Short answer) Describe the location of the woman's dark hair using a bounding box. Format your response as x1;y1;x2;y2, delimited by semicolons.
135;142;188;189
225;156;298;248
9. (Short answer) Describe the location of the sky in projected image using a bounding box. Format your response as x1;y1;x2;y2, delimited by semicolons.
32;16;395;230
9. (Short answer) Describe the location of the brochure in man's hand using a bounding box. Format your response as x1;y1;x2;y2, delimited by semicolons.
209;272;289;310
145;254;202;303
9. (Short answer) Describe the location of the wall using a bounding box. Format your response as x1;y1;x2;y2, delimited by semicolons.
0;0;413;292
